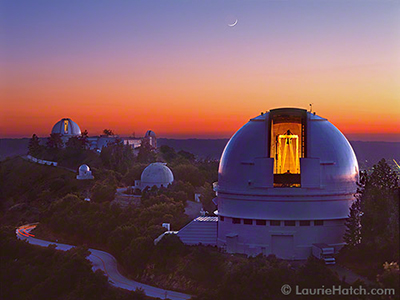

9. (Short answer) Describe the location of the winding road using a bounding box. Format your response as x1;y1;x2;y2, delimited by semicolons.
16;224;192;300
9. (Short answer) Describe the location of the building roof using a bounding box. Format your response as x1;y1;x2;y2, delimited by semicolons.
51;118;81;137
141;162;174;185
79;164;90;172
218;108;358;196
177;216;217;245
145;130;156;138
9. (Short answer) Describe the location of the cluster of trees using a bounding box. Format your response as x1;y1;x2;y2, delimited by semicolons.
3;141;400;299
0;157;81;225
28;132;99;170
37;195;367;300
342;159;399;286
0;226;150;300
140;181;195;207
36;193;188;274
27;132;219;208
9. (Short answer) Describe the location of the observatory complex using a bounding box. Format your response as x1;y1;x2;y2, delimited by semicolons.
50;118;157;151
51;118;81;142
135;162;174;191
178;107;359;259
76;164;94;180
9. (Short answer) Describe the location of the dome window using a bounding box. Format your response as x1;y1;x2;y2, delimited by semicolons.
63;119;69;134
270;220;281;226
268;108;307;187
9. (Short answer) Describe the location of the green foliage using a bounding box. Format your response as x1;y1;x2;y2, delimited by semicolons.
0;157;80;223
159;145;177;162
28;134;41;156
198;182;216;213
141;181;194;207
47;133;64;149
136;138;156;163
100;139;135;174
377;262;400;292
297;256;340;287
91;181;116;203
121;163;148;186
360;159;399;259
38;189;188;269
0;226;149;300
177;150;195;162
124;236;155;274
172;164;205;187
102;129;114;136
341;158;399;282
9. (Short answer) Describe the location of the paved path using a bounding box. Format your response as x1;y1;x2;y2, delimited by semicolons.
328;264;376;286
16;224;192;300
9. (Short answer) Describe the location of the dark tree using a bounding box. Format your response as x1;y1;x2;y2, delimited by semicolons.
65;136;82;150
103;129;114;136
100;138;135;174
343;170;366;247
360;159;399;256
198;182;216;213
65;130;89;151
369;158;398;190
28;134;41;156
341;159;399;281
79;129;89;149
47;133;63;149
178;150;196;162
136;138;156;163
91;181;116;203
159;145;177;162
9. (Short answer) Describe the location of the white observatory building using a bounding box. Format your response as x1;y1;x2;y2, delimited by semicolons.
144;130;157;148
51;118;81;138
216;107;358;258
177;108;359;259
135;162;174;190
76;164;94;180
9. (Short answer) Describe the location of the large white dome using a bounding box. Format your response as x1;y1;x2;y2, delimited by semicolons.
51;118;81;137
218;108;358;198
145;130;156;138
215;108;359;258
141;162;174;189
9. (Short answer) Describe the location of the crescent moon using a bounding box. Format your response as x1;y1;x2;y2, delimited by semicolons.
228;19;238;27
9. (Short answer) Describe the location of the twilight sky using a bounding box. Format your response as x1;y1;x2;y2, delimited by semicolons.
1;0;399;141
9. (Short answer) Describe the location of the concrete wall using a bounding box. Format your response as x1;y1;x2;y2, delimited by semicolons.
217;216;346;259
27;155;58;166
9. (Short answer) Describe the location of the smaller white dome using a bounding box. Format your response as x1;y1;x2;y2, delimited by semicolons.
145;130;156;138
79;164;90;172
140;162;174;189
52;118;81;137
77;164;93;180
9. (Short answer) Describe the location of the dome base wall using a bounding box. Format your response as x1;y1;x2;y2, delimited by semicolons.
217;218;346;259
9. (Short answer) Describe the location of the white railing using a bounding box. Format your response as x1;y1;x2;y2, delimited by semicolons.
27;155;58;166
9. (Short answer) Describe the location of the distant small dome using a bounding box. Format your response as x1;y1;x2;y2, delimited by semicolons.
140;162;174;189
144;130;157;148
77;164;93;180
145;130;156;138
51;118;81;137
79;164;90;172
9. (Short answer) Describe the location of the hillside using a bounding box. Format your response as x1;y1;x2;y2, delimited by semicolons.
1;138;399;169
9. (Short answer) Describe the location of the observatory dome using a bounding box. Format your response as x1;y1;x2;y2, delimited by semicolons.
140;162;174;189
215;108;359;258
79;164;90;173
51;118;81;137
145;130;156;138
218;108;358;195
77;164;93;180
144;130;157;148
